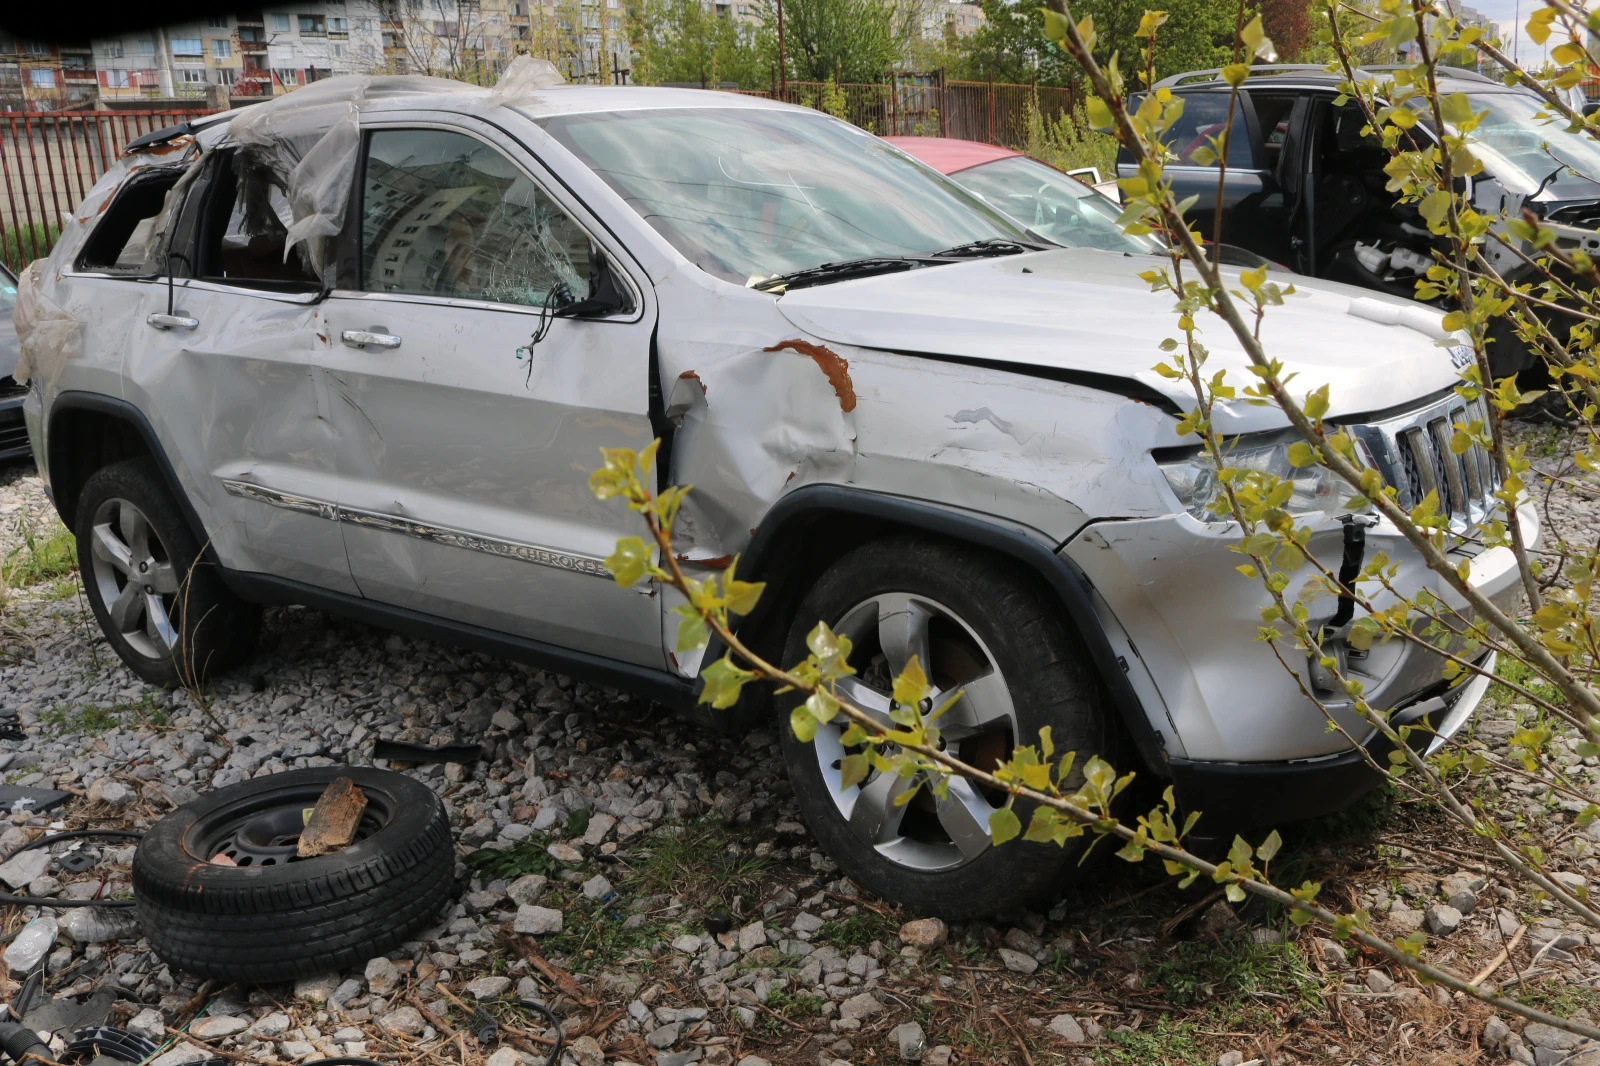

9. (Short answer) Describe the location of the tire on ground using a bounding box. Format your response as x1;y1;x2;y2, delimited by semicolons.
133;767;456;983
778;535;1126;919
74;456;259;686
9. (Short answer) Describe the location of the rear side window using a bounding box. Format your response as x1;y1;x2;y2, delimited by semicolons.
77;166;187;272
1162;93;1255;168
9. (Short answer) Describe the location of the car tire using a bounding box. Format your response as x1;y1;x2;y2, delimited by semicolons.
133;766;456;983
74;457;259;686
778;536;1125;919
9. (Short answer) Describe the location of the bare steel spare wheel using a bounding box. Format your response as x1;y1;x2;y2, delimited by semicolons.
132;767;455;983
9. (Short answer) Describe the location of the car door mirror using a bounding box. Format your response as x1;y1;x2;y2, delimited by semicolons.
1585;100;1600;118
556;248;633;319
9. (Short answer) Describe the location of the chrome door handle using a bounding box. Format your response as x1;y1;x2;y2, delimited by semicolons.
146;312;198;331
341;328;401;350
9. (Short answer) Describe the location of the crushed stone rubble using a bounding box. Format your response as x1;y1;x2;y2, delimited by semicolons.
5;430;1600;1065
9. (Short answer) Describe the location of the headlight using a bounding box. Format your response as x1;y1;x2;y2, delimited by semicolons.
1158;439;1349;524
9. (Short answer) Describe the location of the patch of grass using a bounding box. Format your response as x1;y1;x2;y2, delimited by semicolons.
36;695;160;737
1142;937;1319;1011
1091;1020;1211;1065
464;836;567;880
816;910;898;950
756;988;826;1035
623;819;777;907
1514;977;1600;1019
3;766;40;784
538;897;663;973
2;522;76;590
45;579;79;600
564;806;592;839
1491;655;1562;711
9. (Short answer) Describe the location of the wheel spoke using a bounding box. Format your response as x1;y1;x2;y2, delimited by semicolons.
936;776;995;860
832;676;895;733
938;671;1015;741
91;523;133;575
848;769;917;845
877;593;933;677
119;501;151;562
147;561;180;596
107;580;144;633
144;593;177;649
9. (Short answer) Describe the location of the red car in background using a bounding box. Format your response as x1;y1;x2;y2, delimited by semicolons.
884;136;1153;254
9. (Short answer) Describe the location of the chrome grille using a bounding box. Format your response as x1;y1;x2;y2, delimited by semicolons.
1346;393;1500;533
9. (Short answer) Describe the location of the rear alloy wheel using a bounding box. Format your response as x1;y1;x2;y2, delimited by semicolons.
780;537;1124;918
75;457;259;686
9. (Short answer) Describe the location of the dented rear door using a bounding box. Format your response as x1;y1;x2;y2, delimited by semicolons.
319;115;663;666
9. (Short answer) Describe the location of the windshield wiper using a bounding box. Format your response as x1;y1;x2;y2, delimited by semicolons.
931;237;1047;258
751;256;931;293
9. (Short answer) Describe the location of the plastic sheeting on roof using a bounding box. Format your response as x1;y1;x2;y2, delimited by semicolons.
224;57;565;283
13;259;82;391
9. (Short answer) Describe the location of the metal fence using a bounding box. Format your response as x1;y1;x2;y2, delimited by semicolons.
1;110;212;272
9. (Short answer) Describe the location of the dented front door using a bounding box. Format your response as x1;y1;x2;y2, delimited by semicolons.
319;119;663;667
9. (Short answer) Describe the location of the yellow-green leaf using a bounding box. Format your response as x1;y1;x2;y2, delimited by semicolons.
789;705;818;742
699;655;753;709
839;753;869;790
604;536;651;587
1086;95;1113;131
990;806;1022;846
893;654;932;707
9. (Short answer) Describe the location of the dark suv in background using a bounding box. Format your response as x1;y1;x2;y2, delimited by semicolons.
1131;64;1600;378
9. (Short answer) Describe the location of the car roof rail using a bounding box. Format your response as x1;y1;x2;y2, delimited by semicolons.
1155;62;1498;90
1154;64;1334;88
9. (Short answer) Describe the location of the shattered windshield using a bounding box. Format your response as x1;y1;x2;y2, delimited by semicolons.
948;156;1159;254
541;107;1036;285
1458;92;1600;196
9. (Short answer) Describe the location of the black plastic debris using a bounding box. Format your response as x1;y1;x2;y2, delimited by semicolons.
372;739;484;765
67;1027;158;1065
0;787;70;815
57;851;97;873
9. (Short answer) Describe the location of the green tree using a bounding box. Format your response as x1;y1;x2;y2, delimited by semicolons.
754;0;914;84
634;0;769;87
960;0;1081;83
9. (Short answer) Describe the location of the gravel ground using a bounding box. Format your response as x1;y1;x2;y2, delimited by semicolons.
4;434;1600;1066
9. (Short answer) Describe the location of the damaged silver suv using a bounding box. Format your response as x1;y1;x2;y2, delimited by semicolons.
13;65;1534;917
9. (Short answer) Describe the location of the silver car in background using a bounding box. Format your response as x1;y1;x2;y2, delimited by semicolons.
12;67;1532;916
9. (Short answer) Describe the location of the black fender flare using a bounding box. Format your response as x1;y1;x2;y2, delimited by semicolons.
45;391;212;551
700;484;1172;776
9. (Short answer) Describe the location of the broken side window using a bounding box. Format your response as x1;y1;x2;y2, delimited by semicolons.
359;128;590;307
192;150;322;291
77;165;189;273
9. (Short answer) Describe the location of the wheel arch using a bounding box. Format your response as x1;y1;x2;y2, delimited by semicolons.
704;484;1172;777
46;392;209;549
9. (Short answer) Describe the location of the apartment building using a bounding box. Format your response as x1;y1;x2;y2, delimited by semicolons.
0;36;96;112
921;0;985;40
91;2;384;106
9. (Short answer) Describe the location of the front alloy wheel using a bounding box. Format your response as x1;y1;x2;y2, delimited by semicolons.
815;591;1018;871
780;537;1122;918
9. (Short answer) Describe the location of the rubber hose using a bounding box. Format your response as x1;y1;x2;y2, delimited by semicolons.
0;1020;50;1066
0;830;143;909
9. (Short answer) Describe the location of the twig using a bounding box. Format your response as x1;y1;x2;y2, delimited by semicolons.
1160;887;1225;936
512;937;595;1004
990;1006;1037;1066
1471;923;1527;986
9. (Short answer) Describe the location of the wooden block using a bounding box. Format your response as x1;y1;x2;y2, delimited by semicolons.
296;777;367;858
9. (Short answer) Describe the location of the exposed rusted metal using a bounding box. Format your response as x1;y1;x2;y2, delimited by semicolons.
763;338;857;412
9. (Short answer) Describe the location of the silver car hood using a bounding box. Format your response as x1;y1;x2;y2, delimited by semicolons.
776;247;1462;434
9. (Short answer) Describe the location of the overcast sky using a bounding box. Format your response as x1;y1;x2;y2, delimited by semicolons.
1458;0;1556;67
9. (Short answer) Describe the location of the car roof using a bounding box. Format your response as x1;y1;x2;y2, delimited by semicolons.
1154;63;1521;93
882;136;1021;174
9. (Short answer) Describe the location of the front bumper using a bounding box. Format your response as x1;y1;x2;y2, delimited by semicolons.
1166;654;1497;832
